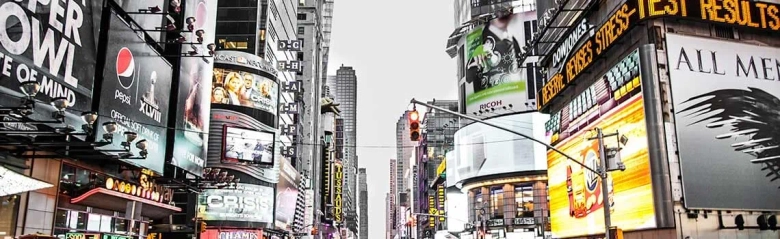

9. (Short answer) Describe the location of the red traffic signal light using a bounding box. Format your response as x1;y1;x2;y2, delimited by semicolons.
409;110;420;141
200;221;207;233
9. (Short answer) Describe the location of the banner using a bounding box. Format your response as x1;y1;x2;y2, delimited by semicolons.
170;0;218;176
462;11;542;115
197;183;274;223
95;10;172;174
666;33;780;210
0;0;100;127
545;50;656;238
275;156;300;230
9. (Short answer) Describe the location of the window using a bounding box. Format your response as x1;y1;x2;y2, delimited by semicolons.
298;26;305;35
515;184;534;217
297;52;304;61
490;187;504;219
297;13;307;20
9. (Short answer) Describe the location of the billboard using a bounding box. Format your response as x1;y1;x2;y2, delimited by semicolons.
275;156;300;230
447;113;548;185
333;161;344;223
208;109;280;183
170;0;218;176
201;229;262;239
462;11;542;115
0;0;100;128
666;33;780;210
197;183;274;223
222;126;275;165
212;68;279;116
96;10;172;174
546;50;656;238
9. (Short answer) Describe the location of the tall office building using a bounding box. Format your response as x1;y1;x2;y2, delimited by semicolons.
385;193;392;239
396;112;415;194
358;168;369;239
388;160;397;238
333;65;359;233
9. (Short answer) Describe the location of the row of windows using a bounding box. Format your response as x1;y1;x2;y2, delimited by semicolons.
471;183;550;221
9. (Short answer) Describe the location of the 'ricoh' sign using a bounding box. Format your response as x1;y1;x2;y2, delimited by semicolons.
0;0;99;110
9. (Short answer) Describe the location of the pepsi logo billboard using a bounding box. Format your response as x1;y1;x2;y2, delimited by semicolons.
170;0;218;177
0;0;101;128
95;10;172;174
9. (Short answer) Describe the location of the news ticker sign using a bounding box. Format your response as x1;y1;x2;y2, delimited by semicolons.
537;0;780;111
278;40;303;51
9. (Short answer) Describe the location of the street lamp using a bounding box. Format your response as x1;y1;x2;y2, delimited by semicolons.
410;99;619;239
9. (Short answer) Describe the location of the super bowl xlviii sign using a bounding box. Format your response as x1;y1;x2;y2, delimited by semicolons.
0;0;98;110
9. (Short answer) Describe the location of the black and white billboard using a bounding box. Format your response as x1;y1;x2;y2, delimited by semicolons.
196;183;274;223
95;10;172;174
666;33;780;210
0;0;101;127
170;0;218;176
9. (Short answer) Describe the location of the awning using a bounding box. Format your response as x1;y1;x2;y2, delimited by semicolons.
0;165;53;196
71;188;181;218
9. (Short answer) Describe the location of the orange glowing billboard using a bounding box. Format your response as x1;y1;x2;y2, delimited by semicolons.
545;50;656;238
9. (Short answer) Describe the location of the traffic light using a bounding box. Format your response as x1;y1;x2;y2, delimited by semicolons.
200;221;207;233
409;110;420;141
311;227;318;235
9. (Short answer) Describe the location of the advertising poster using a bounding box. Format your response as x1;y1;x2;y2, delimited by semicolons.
666;33;780;210
222;126;274;165
463;11;539;114
171;0;218;176
212;68;279;116
197;183;274;223
201;229;262;239
274;156;300;230
546;50;656;238
449;113;548;185
96;10;172;174
0;0;100;127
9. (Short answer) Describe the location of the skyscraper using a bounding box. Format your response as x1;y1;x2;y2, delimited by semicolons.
396;112;415;195
333;65;359;234
388;160;397;238
358;168;368;239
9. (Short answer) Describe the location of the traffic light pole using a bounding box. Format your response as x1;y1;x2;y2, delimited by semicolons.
409;99;613;239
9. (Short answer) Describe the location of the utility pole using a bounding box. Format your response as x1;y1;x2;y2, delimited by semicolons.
409;99;617;239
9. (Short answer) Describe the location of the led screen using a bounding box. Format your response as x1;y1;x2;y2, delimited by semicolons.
222;126;274;165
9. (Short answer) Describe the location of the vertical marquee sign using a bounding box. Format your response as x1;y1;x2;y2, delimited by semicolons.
333;160;344;223
277;40;303;161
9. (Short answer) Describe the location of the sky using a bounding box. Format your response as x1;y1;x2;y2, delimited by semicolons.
326;0;457;238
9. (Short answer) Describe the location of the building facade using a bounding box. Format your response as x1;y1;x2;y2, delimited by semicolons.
388;160;397;238
333;65;359;234
531;0;780;238
358;168;368;239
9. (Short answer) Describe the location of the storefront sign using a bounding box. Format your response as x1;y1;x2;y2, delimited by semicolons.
201;229;262;239
104;177;171;203
65;233;100;239
333;161;343;222
487;219;504;227
428;195;435;227
513;217;536;225
146;233;161;239
538;0;780;111
437;185;445;221
102;234;131;239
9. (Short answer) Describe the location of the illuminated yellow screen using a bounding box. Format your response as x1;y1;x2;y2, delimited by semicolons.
547;94;656;238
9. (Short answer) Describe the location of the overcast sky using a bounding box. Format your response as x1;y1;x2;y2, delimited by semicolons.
326;0;457;237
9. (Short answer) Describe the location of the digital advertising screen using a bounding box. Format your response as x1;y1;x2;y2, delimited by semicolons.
666;33;780;210
462;11;543;115
212;68;279;116
448;113;548;185
170;0;218;177
95;10;172;174
197;183;274;223
545;50;656;238
222;126;275;165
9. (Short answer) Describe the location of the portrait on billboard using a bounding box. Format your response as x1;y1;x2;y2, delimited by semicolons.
95;10;172;174
463;11;539;115
170;0;218;176
212;68;279;116
666;33;780;211
197;183;274;223
546;50;656;238
222;126;274;165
